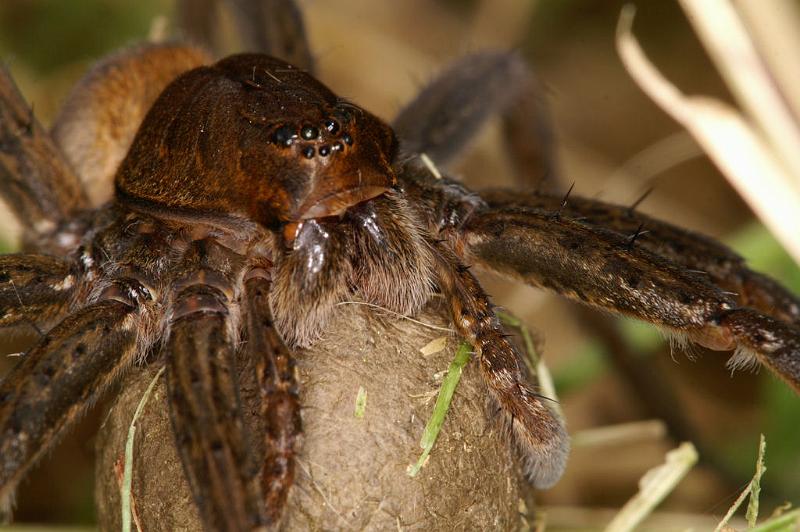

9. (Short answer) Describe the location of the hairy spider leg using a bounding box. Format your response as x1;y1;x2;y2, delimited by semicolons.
242;271;301;526
226;0;314;72
455;207;800;393
165;246;266;531
177;0;314;73
393;52;527;167
392;51;560;191
0;66;87;247
400;43;800;386
0;299;138;514
430;244;569;488
52;43;211;208
0;255;75;330
480;190;800;325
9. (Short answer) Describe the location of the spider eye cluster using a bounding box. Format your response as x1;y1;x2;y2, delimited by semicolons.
270;116;355;160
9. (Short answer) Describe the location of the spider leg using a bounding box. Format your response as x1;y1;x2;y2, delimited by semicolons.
226;0;314;72
177;0;223;53
431;244;569;488
0;299;137;512
0;254;75;331
453;206;800;392
166;277;266;530
0;65;88;243
393;52;528;166
500;80;562;192
479;190;800;325
243;270;301;526
392;51;559;190
177;0;314;72
52;43;210;207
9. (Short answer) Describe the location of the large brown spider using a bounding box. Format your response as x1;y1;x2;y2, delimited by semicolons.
1;1;799;529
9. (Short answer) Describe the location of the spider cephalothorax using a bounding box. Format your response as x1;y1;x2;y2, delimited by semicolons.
1;1;799;530
116;54;398;230
114;53;433;350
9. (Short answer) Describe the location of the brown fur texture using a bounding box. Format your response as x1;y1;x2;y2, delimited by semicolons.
52;43;212;206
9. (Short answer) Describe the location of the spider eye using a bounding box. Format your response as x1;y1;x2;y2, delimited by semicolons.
272;125;296;146
300;125;319;140
324;119;340;134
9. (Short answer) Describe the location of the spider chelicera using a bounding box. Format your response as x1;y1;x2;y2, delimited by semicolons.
1;1;799;530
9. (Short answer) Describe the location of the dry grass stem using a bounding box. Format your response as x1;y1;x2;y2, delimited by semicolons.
122;367;164;532
604;441;698;532
617;4;800;265
571;420;667;449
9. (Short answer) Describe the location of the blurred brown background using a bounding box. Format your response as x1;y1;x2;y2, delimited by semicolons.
0;0;798;528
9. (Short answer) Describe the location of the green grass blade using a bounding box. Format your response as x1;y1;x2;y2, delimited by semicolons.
715;434;768;531
407;342;471;477
747;434;768;527
354;386;367;419
750;508;800;532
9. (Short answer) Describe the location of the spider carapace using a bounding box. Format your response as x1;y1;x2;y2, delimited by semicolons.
116;54;398;233
1;11;800;531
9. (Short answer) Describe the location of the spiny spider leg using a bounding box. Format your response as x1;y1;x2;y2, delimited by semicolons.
0;254;74;330
0;65;87;244
454;207;800;392
0;299;138;511
242;271;301;525
166;273;266;531
431;244;568;488
480;190;800;324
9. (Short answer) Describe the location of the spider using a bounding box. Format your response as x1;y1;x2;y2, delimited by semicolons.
1;1;799;530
